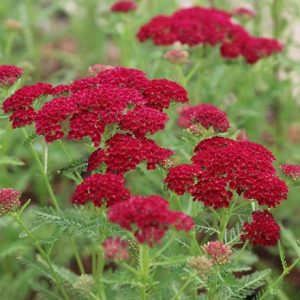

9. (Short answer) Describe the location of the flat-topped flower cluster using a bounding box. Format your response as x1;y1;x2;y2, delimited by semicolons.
137;6;282;64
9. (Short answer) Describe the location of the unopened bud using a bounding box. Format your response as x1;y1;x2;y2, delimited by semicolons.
202;241;232;265
164;49;189;64
88;64;114;76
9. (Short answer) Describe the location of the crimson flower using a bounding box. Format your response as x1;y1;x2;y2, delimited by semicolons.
241;210;280;246
108;195;194;245
137;6;282;64
72;173;130;207
111;1;137;13
0;65;23;87
178;103;230;133
280;164;300;180
165;137;288;209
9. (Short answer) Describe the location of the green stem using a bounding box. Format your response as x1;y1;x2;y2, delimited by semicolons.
259;256;300;300
69;237;85;274
13;213;70;300
153;233;176;260
171;273;197;300
22;128;60;210
58;140;83;182
139;245;150;300
23;130;85;278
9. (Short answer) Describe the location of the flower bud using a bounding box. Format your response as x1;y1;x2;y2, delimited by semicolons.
103;237;129;261
73;274;95;290
4;19;22;31
202;241;232;265
164;49;189;64
188;256;213;277
0;188;21;216
88;64;114;77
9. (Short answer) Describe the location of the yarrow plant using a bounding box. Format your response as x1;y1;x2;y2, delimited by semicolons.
0;2;298;298
137;6;283;64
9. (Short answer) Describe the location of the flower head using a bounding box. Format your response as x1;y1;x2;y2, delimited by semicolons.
120;107;168;137
72;174;130;207
241;210;280;246
178;103;229;133
280;164;300;180
202;241;232;264
0;188;21;216
165;137;288;209
108;195;194;246
103;237;129;261
188;256;213;277
0;65;23;87
137;6;282;64
104;134;173;173
111;0;137;13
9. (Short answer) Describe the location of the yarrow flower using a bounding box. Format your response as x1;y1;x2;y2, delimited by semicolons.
137;6;282;64
165;137;288;209
202;241;232;264
241;210;280;246
2;67;186;163
2;82;52;128
88;134;173;174
103;237;129;261
280;164;300;180
178;103;230;133
0;188;21;216
108;195;194;246
0;65;23;87
72;174;130;207
111;0;137;13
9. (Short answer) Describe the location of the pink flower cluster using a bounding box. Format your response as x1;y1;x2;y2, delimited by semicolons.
0;188;21;216
165;137;288;209
111;0;137;13
103;237;129;261
108;195;194;245
137;7;282;64
178;103;230;133
0;65;23;87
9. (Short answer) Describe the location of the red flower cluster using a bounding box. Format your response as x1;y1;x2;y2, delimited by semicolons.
88;134;173;173
111;0;137;13
165;137;288;209
241;210;280;246
108;195;194;245
0;188;21;216
3;83;52;128
103;237;129;261
137;7;282;64
72;173;130;207
0;65;23;87
280;164;300;180
178;103;229;133
3;67;187;146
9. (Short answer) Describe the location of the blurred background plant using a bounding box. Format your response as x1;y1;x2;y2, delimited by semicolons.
1;0;300;299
